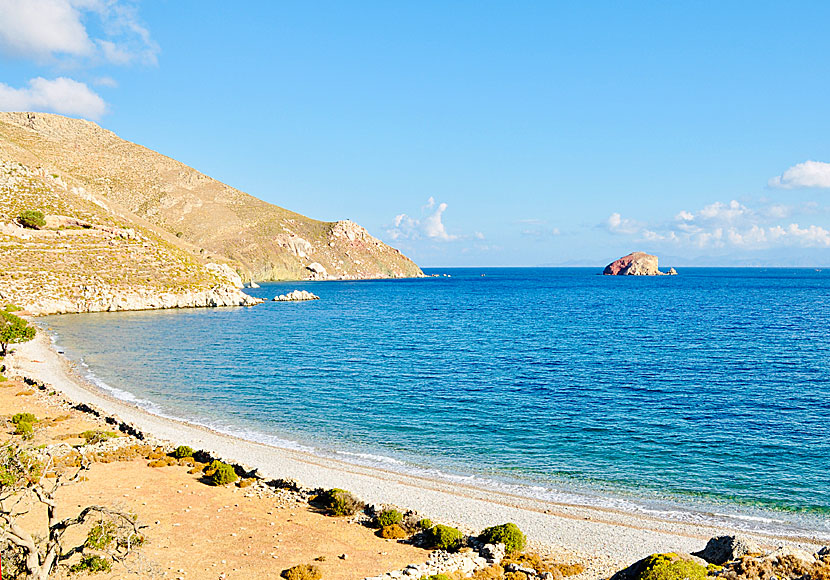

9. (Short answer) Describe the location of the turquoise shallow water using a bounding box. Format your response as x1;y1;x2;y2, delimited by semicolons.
42;268;830;538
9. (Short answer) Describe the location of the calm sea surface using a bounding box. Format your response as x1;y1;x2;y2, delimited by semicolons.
42;268;830;538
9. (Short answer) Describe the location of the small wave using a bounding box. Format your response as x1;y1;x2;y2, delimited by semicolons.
334;450;407;466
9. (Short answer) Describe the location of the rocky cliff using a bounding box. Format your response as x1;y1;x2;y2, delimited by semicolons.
0;112;422;283
603;252;676;276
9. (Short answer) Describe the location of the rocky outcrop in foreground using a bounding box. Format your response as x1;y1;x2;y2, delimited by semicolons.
611;537;830;580
603;252;677;276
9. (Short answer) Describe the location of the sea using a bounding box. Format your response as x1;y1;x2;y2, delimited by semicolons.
40;268;830;540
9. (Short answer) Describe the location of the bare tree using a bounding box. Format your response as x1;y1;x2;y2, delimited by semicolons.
0;443;145;579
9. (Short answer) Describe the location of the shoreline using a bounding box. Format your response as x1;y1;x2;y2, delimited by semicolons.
8;330;827;568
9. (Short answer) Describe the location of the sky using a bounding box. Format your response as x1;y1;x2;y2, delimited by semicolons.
2;1;830;267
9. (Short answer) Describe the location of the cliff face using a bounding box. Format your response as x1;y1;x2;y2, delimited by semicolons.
0;112;423;283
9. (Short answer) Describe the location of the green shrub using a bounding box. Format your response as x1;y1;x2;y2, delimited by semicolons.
424;524;464;551
85;521;116;550
281;563;322;580
0;311;36;357
80;430;116;444
423;575;452;580
14;421;33;439
172;445;194;459
479;523;526;554
376;508;403;528
208;462;238;486
418;518;433;529
17;210;46;229
11;413;36;426
379;523;408;539
637;554;708;580
69;554;112;573
315;488;364;516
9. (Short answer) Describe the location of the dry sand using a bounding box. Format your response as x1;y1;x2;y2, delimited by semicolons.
5;331;827;578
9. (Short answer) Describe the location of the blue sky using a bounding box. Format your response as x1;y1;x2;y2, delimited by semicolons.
2;1;830;266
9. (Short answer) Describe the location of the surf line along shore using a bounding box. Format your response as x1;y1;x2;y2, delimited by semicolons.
7;330;825;571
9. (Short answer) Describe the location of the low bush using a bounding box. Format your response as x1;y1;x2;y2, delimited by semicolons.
17;210;46;229
479;523;526;554
423;524;464;551
11;413;36;425
80;430;117;444
14;421;33;439
379;524;408;539
376;508;403;528
637;554;708;580
85;521;116;550
315;488;364;516
423;575;452;580
172;445;194;459
69;554;112;573
281;563;322;580
208;462;238;486
417;518;433;529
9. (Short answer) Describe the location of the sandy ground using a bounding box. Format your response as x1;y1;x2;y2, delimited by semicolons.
5;332;828;578
0;376;430;580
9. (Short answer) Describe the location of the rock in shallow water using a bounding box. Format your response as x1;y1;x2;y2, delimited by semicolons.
273;290;320;301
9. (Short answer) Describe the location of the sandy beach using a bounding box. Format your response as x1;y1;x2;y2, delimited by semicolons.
6;330;827;578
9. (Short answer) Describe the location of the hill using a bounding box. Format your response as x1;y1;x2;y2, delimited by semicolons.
0;112;422;314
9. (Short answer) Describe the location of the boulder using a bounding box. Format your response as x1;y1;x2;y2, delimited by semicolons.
307;262;328;280
603;252;664;276
764;546;816;566
693;535;763;565
480;543;505;564
668;267;677;275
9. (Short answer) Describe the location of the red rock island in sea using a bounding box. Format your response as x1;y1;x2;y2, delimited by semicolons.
603;251;677;276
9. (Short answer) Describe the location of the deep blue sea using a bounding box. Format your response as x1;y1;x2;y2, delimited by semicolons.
42;268;830;539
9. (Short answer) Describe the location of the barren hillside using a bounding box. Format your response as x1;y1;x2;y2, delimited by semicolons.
0;112;422;282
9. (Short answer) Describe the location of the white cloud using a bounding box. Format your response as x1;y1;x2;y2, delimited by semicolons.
605;212;641;235
769;161;830;189
698;199;748;222
93;76;118;88
0;0;92;60
0;77;107;120
0;0;158;65
387;198;458;241
599;199;830;251
422;201;455;240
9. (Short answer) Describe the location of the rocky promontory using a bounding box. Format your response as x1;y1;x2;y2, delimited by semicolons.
603;252;677;276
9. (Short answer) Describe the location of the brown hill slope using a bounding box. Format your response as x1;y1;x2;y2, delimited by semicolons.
0;112;422;282
0;157;260;315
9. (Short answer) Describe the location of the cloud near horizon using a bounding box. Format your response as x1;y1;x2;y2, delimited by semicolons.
387;197;459;242
0;77;108;119
605;199;830;249
769;161;830;189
